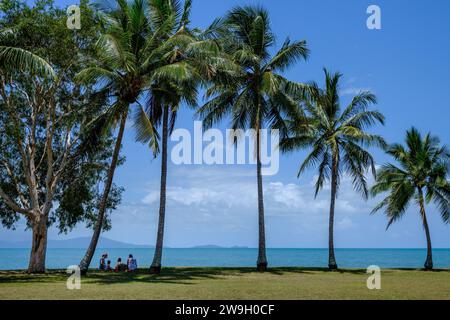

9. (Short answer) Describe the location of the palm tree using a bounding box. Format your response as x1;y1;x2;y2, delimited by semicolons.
76;0;199;273
280;69;386;270
371;128;449;270
141;2;227;274
197;5;309;271
144;80;199;274
0;27;54;76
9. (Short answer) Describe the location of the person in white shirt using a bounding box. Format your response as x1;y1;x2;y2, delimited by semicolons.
127;254;137;272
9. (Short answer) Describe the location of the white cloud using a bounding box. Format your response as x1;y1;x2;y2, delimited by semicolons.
141;167;375;217
337;216;354;230
144;187;235;206
121;166;393;246
265;182;329;212
142;192;159;204
143;168;255;208
340;87;372;96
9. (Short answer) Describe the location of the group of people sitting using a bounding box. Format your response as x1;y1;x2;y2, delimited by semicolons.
99;253;138;272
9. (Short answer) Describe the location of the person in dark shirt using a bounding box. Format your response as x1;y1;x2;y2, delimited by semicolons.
99;253;108;271
106;260;112;271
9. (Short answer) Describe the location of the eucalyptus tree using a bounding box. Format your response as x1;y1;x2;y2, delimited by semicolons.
280;69;386;270
371;128;449;270
0;0;120;273
76;0;213;273
197;6;310;271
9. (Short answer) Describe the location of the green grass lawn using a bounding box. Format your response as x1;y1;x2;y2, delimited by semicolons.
0;267;449;300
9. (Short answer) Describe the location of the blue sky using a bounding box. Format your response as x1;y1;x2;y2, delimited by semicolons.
2;0;450;248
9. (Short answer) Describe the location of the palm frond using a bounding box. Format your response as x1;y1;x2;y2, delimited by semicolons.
0;46;55;77
267;38;309;72
339;91;377;123
133;103;160;156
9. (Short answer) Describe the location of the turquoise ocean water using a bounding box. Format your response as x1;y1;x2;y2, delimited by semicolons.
1;248;450;270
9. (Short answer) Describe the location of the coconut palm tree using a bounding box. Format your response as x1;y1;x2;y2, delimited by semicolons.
0;27;54;76
144;80;199;274
76;0;201;273
141;4;229;274
197;5;309;271
280;69;386;270
371;128;449;270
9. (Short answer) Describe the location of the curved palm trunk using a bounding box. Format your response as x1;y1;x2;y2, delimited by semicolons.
418;189;433;270
150;105;169;274
27;215;48;273
79;108;128;274
328;156;338;270
256;129;268;271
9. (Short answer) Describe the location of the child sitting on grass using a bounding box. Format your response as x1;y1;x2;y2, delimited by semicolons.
114;258;127;272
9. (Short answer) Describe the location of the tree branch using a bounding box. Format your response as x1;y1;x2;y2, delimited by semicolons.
0;160;29;208
0;185;33;218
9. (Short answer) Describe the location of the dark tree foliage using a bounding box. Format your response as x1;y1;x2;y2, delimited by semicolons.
0;0;123;234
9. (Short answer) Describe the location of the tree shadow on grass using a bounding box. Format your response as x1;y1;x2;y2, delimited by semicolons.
86;268;226;285
83;267;294;285
0;267;363;285
1;267;446;285
0;267;250;285
0;270;68;284
83;267;375;285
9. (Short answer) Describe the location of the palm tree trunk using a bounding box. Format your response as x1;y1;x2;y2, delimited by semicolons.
328;156;338;270
418;188;433;270
27;215;48;273
256;128;268;271
79;108;128;274
150;104;169;274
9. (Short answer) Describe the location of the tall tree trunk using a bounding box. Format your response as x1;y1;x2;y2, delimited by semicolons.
150;104;169;274
328;156;338;270
256;128;268;271
79;108;128;274
27;215;48;273
418;188;433;270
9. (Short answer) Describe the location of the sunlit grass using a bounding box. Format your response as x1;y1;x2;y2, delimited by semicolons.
1;267;449;300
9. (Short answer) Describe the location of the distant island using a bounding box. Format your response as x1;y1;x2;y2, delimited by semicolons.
0;237;249;249
0;237;154;249
190;245;250;249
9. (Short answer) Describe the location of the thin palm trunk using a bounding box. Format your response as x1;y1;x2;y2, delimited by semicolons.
150;104;169;274
27;215;48;273
328;155;338;270
79;107;129;274
256;128;268;271
418;188;433;270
